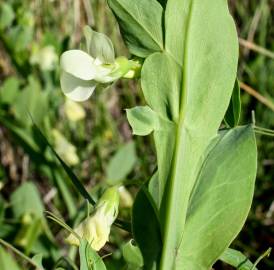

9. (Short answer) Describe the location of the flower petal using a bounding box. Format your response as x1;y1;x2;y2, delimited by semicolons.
84;26;115;64
60;50;96;80
60;71;96;102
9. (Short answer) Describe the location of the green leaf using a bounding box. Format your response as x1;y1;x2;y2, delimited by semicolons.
84;26;115;64
14;76;48;125
0;77;20;104
126;106;173;136
225;80;242;127
107;0;164;57
0;246;22;270
141;53;181;121
0;3;15;30
10;182;44;219
79;240;107;270
132;187;162;270
141;52;179;207
220;248;258;270
122;239;144;269
143;2;239;269
177;126;257;269
106;142;137;185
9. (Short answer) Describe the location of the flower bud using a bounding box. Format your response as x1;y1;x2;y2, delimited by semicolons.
66;187;119;250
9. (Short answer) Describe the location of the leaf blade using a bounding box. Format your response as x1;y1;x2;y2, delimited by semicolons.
107;0;164;57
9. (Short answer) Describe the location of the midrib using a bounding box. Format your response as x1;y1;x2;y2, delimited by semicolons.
160;1;195;269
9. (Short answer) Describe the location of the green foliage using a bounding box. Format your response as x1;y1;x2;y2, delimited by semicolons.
220;248;258;270
11;182;44;219
106;142;137;185
0;0;273;269
107;0;164;57
178;126;257;269
132;188;162;270
225;80;242;127
122;239;144;269
79;240;107;270
0;246;22;270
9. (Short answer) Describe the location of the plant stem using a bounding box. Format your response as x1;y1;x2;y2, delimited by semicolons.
0;238;41;269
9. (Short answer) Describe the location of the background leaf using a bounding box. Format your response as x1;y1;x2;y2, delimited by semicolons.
0;246;22;270
225;80;242;127
107;0;164;57
106;142;137;185
132;187;162;270
11;182;44;219
122;239;144;269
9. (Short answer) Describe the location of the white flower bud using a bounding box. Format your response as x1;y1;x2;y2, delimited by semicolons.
66;187;119;250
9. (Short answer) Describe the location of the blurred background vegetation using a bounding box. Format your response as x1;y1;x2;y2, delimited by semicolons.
0;0;273;269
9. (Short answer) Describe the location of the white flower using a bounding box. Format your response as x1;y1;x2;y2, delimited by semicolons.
31;45;58;71
52;129;79;166
60;26;135;102
118;186;133;208
66;186;119;250
64;98;86;122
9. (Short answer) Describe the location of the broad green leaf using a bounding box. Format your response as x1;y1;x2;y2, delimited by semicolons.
225;80;241;127
106;142;137;185
141;52;179;208
10;182;44;219
177;126;257;270
141;53;181;121
107;0;164;57
126;106;173;136
0;77;20;104
132;188;162;270
0;3;15;29
79;240;107;270
84;26;115;64
220;248;257;270
0;246;22;270
122;239;144;269
14;76;48;125
143;2;239;268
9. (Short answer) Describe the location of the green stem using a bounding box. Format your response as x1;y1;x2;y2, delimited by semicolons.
160;3;193;269
0;238;41;269
251;248;272;270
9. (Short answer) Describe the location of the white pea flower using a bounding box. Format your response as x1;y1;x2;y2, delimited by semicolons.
66;186;119;250
60;26;133;102
31;44;58;71
52;129;79;166
64;98;86;122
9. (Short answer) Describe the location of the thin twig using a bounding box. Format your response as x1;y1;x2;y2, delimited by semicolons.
239;38;274;60
240;82;274;112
